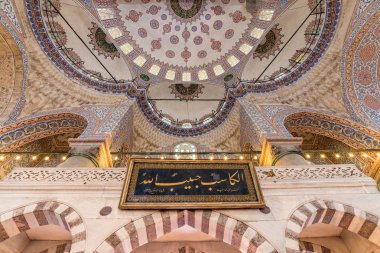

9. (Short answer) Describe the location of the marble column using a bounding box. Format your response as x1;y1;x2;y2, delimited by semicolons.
260;137;313;166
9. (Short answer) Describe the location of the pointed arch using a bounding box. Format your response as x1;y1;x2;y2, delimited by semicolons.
285;199;380;253
0;200;86;253
283;112;380;150
0;113;88;152
95;210;278;253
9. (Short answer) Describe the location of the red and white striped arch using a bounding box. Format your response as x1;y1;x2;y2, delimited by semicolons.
0;201;86;253
285;199;380;253
95;210;278;253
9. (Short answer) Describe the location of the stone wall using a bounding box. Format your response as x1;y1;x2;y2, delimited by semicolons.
0;164;379;253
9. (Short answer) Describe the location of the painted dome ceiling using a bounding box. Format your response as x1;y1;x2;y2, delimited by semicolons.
27;0;340;137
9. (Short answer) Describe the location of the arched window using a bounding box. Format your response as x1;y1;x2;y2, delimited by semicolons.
174;143;197;159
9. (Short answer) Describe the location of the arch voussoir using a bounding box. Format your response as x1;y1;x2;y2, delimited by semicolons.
95;210;278;253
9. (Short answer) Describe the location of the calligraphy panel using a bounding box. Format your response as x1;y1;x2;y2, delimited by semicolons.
119;159;265;209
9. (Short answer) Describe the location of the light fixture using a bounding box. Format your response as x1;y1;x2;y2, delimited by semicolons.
62;156;67;161
305;154;311;159
335;154;341;158
224;156;228;160
209;156;214;160
362;153;368;158
15;155;21;161
32;156;37;161
377;153;380;158
114;156;119;161
160;156;164;160
253;155;258;160
239;155;244;160
44;156;50;161
0;156;5;161
320;154;326;159
348;153;354;158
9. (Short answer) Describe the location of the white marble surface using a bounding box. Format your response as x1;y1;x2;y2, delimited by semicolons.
0;165;379;252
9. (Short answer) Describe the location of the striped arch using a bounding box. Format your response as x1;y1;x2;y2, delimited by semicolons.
285;200;380;253
283;112;380;149
0;200;86;253
95;210;278;253
299;241;336;253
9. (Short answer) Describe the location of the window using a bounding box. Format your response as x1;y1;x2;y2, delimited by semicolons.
174;143;197;159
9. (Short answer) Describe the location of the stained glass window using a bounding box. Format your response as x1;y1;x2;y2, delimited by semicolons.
174;143;197;159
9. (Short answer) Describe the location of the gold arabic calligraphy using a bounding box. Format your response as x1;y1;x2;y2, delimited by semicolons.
139;171;241;187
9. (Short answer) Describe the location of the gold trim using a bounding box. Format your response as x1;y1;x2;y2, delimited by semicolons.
119;159;265;210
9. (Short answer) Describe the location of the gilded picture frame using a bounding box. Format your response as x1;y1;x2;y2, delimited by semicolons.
119;159;265;210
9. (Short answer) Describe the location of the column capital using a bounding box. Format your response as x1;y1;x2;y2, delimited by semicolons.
259;137;309;166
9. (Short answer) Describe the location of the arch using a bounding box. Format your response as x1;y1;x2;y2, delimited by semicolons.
0;200;86;253
283;112;380;150
0;19;28;124
95;210;278;253
285;199;380;253
0;102;133;152
299;241;336;253
0;113;88;152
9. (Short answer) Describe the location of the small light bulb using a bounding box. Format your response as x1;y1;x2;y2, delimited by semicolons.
160;156;164;160
62;156;67;161
305;154;311;159
209;156;214;160
192;156;196;160
32;156;37;160
224;156;228;160
335;154;341;158
253;155;258;160
44;156;49;161
15;155;21;161
320;154;326;159
348;153;354;158
377;153;380;158
114;156;119;161
0;156;5;161
362;153;368;158
176;156;180;160
239;156;244;160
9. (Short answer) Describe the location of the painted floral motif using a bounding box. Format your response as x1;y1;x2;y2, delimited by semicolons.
163;22;172;34
181;47;191;62
169;83;205;100
253;24;283;60
211;5;225;15
146;5;161;15
357;70;373;86
48;21;67;46
229;10;246;23
125;10;143;22
151;38;162;51
88;22;120;59
197;50;207;58
211;39;222;52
